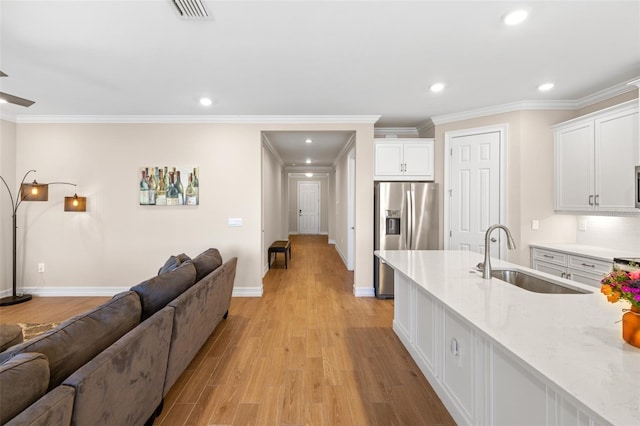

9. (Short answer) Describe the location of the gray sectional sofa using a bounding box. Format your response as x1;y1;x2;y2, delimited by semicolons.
0;248;237;426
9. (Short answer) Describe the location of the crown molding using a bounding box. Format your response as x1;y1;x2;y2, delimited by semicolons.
416;119;435;135
0;112;17;123
13;114;382;124
333;132;356;168
285;165;333;173
431;77;639;125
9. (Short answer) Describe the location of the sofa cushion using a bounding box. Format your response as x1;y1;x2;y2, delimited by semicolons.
157;253;191;275
5;385;75;426
0;291;141;391
131;261;196;321
192;248;223;282
0;353;50;424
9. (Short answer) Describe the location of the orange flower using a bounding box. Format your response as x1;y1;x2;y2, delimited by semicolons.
607;291;621;303
601;284;612;295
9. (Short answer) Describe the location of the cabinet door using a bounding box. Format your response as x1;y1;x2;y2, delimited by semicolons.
404;141;434;179
594;108;640;211
442;309;474;424
555;122;594;211
374;143;403;177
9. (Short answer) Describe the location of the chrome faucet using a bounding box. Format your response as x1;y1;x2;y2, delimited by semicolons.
482;224;517;279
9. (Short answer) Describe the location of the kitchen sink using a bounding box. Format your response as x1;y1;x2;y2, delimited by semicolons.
490;269;591;294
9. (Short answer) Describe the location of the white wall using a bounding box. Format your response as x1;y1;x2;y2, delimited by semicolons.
333;147;350;265
0;119;17;292
3;120;376;297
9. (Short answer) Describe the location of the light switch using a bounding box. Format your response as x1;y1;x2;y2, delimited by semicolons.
228;217;243;227
531;220;539;230
578;217;587;231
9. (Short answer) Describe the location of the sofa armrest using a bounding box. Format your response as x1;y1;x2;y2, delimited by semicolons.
163;257;237;394
5;386;75;426
62;306;174;426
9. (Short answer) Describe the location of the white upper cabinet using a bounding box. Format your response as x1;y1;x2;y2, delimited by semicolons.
374;138;434;180
554;100;639;213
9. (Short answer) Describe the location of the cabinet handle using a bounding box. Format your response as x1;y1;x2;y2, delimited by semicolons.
543;254;554;259
581;263;595;268
450;338;460;357
561;272;566;278
566;273;573;280
588;195;594;206
594;195;599;206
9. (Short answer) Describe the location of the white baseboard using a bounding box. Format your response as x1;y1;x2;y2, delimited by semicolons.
353;285;375;297
232;286;263;297
335;245;348;267
328;239;336;245
17;287;129;297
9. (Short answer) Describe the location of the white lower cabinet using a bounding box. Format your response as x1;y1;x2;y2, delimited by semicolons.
392;270;611;426
531;247;611;288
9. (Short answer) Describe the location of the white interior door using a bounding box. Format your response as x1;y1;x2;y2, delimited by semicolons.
298;181;320;234
447;129;502;256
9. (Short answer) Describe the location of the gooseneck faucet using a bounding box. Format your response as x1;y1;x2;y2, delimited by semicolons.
482;224;517;279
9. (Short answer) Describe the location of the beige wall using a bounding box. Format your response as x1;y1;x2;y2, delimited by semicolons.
2;120;375;296
333;147;351;265
0;119;17;290
262;141;283;276
434;109;579;266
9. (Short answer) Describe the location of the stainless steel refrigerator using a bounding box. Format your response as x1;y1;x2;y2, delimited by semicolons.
374;182;439;298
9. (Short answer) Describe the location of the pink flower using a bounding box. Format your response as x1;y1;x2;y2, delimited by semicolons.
629;270;640;280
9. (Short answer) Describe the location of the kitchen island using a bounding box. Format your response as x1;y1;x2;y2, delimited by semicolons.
375;250;639;426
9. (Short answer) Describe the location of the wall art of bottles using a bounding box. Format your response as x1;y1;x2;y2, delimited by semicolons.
139;166;199;206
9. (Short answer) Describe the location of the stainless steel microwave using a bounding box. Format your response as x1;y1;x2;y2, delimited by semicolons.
636;165;640;209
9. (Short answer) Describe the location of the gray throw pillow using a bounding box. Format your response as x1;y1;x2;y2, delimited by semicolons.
192;248;223;282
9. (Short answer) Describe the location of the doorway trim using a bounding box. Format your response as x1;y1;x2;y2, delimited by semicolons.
347;148;356;270
443;124;508;257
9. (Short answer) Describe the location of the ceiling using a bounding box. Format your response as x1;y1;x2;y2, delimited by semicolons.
1;1;639;168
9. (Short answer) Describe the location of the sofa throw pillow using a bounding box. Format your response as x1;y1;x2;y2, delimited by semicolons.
131;261;197;321
0;352;50;424
192;248;223;282
157;253;191;275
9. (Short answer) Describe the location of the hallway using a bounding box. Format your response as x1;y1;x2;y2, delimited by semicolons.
157;235;455;425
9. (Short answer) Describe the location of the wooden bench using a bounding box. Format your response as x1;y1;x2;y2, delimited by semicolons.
268;240;292;269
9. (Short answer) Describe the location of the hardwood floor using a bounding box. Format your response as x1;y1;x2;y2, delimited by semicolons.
0;235;455;425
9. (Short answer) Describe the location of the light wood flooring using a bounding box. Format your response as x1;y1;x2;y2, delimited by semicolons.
1;235;455;426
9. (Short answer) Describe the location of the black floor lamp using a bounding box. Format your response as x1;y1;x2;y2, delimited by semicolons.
0;170;85;306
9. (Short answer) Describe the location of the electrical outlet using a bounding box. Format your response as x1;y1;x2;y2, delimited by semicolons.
531;220;539;230
578;218;588;231
38;263;45;273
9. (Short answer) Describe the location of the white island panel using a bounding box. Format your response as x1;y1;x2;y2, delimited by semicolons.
376;250;639;426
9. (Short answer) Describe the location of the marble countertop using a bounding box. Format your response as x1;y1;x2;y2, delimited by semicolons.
529;243;640;262
375;250;639;426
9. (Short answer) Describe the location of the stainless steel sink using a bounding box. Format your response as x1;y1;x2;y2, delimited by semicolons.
490;269;591;294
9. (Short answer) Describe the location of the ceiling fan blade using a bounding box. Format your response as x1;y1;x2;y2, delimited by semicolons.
0;70;7;77
0;91;35;107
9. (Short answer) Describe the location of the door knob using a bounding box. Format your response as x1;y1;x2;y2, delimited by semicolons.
490;237;497;243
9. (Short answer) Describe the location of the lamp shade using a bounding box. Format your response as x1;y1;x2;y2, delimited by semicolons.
64;194;86;212
20;182;48;201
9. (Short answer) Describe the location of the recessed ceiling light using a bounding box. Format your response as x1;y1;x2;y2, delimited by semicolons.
538;82;555;91
305;138;312;144
306;159;311;164
503;9;528;26
199;97;212;106
430;83;445;93
305;173;313;177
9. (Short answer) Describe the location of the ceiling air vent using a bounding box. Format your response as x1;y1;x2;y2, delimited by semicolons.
172;0;210;19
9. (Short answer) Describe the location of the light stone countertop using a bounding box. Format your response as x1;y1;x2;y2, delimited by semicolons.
375;250;640;426
529;243;640;262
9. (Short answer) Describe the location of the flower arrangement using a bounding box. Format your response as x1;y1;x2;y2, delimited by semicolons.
600;269;640;310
